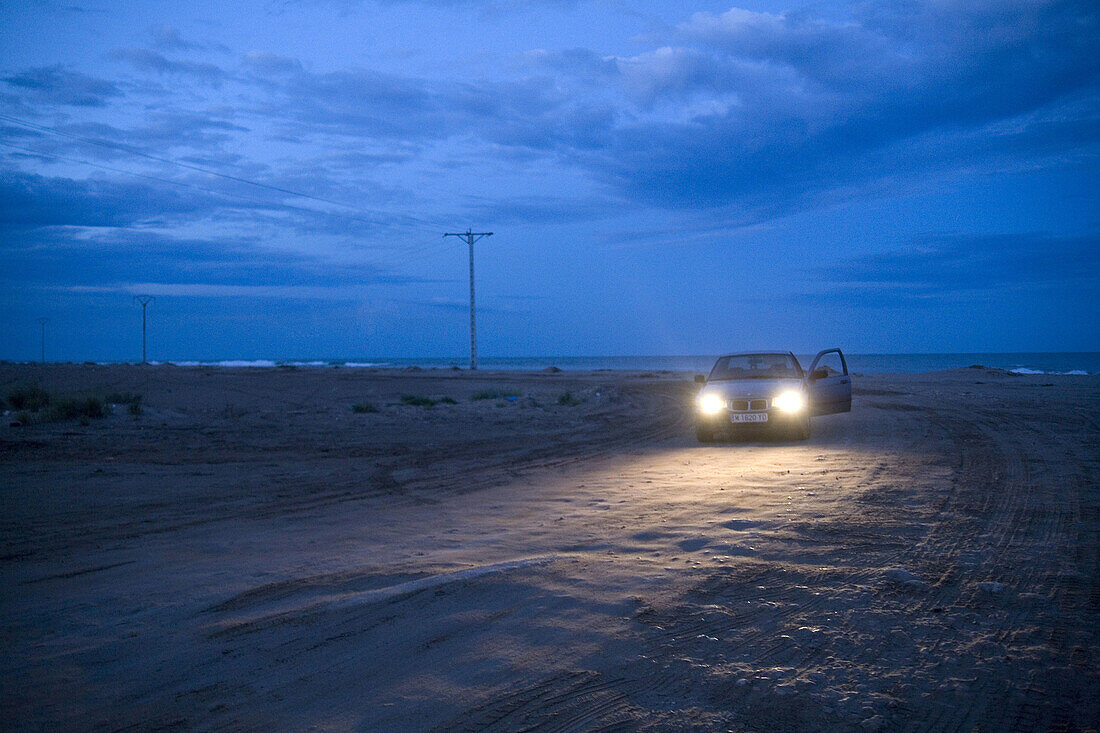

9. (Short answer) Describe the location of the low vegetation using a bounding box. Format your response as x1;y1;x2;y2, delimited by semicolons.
400;394;438;407
399;394;459;407
5;384;144;424
47;397;107;422
352;402;378;413
557;391;582;406
6;384;52;411
471;390;520;401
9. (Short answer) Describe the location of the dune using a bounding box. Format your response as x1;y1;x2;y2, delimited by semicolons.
1;363;1097;731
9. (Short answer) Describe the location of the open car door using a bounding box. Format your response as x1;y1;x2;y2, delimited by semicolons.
807;348;852;416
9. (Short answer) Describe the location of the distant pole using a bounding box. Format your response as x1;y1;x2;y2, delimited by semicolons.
36;318;49;363
134;295;154;364
443;229;492;370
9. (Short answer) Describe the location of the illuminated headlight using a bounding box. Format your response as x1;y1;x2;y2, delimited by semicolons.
697;393;726;415
772;390;805;412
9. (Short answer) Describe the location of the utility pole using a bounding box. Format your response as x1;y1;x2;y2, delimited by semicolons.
134;295;154;364
36;317;49;363
443;230;492;370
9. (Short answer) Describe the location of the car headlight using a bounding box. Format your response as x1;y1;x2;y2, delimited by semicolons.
772;390;804;412
697;393;726;415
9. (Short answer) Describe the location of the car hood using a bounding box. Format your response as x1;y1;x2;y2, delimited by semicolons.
700;378;803;399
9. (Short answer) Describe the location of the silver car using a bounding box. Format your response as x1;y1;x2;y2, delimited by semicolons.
694;349;852;441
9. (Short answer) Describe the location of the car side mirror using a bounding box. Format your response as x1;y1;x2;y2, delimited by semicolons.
694;374;706;384
810;368;828;381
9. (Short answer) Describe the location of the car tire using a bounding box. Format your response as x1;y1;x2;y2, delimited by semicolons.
696;426;715;443
791;416;811;441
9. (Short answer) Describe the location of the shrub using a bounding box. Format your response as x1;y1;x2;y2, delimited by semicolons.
557;391;582;406
7;384;51;411
400;395;437;407
48;396;107;422
352;402;378;413
438;396;458;405
471;390;519;401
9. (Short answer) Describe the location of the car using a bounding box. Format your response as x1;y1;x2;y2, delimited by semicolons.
693;349;851;442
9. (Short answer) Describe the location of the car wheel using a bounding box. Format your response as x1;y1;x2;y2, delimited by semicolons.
791;416;811;441
696;426;715;443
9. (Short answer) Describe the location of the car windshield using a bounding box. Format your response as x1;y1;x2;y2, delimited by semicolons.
708;353;802;380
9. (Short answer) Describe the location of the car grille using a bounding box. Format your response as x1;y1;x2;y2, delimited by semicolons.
730;399;767;411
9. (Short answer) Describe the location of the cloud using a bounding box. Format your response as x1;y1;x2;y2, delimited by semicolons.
1;226;449;294
237;60;583;165
528;48;618;79
151;25;200;51
107;48;228;83
2;66;122;107
242;52;305;77
71;112;249;151
249;67;480;140
810;232;1100;303
581;0;1099;209
0;170;216;228
65;283;377;300
4;0;1096;234
464;194;611;225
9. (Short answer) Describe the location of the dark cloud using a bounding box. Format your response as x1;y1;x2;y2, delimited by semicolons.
14;2;1089;225
242;52;305;76
0;226;445;291
0;166;440;267
0;170;216;228
465;194;612;225
288;70;464;139
151;25;200;51
2;66;122;107
591;0;1100;208
3;1;1096;250
811;232;1100;302
511;1;1100;211
77;113;249;151
107;48;228;83
242;63;569;151
531;48;618;79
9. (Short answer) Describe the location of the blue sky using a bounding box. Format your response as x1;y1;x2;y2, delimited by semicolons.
1;0;1097;361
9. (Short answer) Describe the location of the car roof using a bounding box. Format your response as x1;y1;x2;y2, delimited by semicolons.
716;351;796;358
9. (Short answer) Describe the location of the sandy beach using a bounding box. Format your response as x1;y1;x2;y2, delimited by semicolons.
1;363;1097;731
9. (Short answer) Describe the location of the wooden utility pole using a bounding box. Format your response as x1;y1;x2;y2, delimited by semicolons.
443;230;492;370
36;317;48;363
134;295;154;363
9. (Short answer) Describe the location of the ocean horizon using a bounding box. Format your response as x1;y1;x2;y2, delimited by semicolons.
69;352;1100;375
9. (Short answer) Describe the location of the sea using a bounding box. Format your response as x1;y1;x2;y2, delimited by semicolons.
151;353;1100;375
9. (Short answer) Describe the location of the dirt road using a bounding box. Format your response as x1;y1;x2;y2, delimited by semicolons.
2;365;1097;730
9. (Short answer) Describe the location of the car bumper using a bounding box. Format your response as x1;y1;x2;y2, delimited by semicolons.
695;409;806;431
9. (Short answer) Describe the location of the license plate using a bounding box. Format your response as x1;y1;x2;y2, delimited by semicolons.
731;413;768;423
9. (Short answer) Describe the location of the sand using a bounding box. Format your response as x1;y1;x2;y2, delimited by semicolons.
1;363;1097;731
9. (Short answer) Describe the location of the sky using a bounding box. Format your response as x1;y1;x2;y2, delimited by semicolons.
1;0;1097;361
